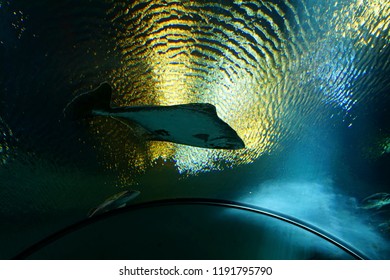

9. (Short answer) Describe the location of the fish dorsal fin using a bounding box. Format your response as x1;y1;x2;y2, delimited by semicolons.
64;82;113;120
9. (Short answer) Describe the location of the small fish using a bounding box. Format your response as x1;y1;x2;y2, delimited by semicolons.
88;190;140;218
64;82;245;150
360;193;390;210
378;220;390;232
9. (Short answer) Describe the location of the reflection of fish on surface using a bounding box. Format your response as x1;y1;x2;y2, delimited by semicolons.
88;190;140;218
63;82;245;150
360;193;390;210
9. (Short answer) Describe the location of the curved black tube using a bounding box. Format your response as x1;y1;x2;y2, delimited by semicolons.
14;197;369;260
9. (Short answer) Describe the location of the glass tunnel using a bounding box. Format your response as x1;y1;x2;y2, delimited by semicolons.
1;0;389;260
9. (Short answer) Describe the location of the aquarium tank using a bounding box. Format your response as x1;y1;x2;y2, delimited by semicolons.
0;0;389;260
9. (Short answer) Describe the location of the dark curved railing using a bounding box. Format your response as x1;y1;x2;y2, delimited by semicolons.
14;198;368;260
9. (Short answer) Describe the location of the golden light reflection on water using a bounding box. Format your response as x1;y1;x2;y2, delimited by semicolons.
338;0;390;46
90;0;390;181
0;117;14;166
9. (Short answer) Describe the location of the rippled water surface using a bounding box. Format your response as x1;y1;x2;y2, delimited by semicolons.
0;0;389;259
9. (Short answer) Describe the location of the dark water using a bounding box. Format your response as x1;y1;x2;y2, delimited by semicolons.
19;202;358;260
0;0;389;259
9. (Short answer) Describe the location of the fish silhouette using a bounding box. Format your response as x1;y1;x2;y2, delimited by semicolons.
64;82;245;150
88;190;141;218
361;193;390;210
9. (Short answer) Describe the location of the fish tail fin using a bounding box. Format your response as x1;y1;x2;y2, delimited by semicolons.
63;82;112;120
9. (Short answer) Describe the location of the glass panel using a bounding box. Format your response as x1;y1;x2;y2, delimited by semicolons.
22;202;355;260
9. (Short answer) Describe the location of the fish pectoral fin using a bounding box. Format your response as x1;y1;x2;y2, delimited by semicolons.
110;116;155;140
109;116;132;129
